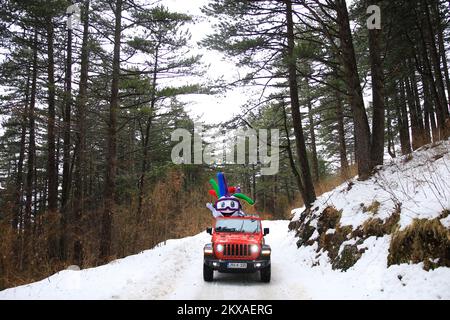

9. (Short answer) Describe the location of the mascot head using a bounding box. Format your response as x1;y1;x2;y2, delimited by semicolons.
209;172;254;216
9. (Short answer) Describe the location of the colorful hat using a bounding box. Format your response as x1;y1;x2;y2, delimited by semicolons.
208;172;255;206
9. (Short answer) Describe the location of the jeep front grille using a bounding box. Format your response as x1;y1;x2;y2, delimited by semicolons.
224;244;251;257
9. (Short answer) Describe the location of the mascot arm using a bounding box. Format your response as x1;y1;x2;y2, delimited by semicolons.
206;203;223;218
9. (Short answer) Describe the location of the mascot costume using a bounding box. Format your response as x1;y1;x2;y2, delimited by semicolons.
206;172;255;218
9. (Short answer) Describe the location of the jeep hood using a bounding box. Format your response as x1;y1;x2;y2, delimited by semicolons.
213;233;261;244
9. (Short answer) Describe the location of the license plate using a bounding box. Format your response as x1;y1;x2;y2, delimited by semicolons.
227;263;247;269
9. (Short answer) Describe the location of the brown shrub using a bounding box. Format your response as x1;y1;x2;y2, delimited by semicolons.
317;206;342;233
0;167;215;290
332;245;366;271
313;165;358;197
318;226;350;261
362;201;380;215
330;206;401;271
286;166;357;219
388;218;450;270
296;224;316;248
362;218;385;237
288;207;308;229
355;205;401;239
439;209;450;219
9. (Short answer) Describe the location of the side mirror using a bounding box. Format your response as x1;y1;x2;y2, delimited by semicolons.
264;228;270;236
206;227;213;235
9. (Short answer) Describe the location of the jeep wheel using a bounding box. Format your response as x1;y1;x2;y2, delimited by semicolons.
260;264;271;283
203;264;214;282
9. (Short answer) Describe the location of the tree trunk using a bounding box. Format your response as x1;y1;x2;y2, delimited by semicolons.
13;69;30;230
137;46;159;220
100;0;123;262
73;0;90;267
282;102;307;203
397;81;412;155
421;65;433;143
252;164;256;201
336;0;372;180
433;1;450;104
14;112;27;229
403;75;422;150
284;177;292;203
418;20;446;140
423;0;449;125
368;3;385;167
46;19;58;215
410;59;428;145
46;17;59;259
306;79;319;182
60;19;73;262
25;30;38;234
22;29;39;269
386;98;396;158
285;0;316;207
335;91;349;178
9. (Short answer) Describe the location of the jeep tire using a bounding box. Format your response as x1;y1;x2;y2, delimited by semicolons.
260;264;271;283
203;263;214;282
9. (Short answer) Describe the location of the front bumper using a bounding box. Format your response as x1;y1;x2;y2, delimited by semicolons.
204;257;270;273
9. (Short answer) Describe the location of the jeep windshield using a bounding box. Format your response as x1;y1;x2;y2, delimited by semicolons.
215;219;260;233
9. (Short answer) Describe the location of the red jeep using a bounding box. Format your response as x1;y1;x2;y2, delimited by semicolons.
203;216;271;282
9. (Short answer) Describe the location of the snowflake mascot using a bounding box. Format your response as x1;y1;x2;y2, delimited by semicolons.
206;172;255;218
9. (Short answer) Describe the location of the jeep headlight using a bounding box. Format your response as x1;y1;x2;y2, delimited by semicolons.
216;244;224;253
204;243;213;255
250;244;260;254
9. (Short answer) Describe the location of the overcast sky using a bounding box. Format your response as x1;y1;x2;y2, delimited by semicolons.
165;0;250;125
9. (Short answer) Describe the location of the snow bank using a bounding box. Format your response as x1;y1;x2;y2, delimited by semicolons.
292;140;450;230
278;228;450;299
287;139;450;299
0;219;449;299
0;221;311;300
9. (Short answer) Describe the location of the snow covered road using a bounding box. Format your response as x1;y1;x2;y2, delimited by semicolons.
166;221;309;300
0;221;310;300
1;220;449;300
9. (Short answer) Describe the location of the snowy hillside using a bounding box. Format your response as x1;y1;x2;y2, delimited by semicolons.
289;139;450;298
292;139;450;230
1;141;449;300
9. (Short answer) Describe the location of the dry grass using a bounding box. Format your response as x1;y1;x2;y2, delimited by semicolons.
298;204;402;270
314;165;358;198
317;206;342;233
332;244;365;271
287;165;358;218
112;169;214;257
315;207;351;261
439;209;450;219
318;228;350;261
363;201;381;215
360;205;401;238
1;165;292;290
0;168;216;290
0;220;69;290
388;218;450;270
